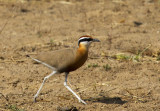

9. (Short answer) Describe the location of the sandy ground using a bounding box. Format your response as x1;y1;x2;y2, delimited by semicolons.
0;0;160;111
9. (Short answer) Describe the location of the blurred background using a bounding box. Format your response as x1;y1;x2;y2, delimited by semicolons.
0;0;160;111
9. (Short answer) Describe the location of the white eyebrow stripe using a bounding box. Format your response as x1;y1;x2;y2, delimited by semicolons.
78;37;91;41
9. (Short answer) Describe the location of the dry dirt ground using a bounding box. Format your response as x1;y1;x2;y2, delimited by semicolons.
0;0;160;111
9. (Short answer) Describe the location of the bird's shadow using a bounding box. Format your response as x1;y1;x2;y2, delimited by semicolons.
85;96;127;105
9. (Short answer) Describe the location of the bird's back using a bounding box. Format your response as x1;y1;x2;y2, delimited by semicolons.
34;48;85;73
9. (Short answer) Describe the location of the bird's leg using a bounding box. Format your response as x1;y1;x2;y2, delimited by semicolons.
34;71;57;102
64;72;87;104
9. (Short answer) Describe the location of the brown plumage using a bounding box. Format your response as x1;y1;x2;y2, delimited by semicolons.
29;35;100;104
34;46;88;73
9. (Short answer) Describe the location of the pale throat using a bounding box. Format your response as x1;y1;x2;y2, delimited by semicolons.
79;42;91;50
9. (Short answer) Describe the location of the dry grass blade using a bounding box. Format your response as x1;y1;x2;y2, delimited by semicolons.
120;89;146;102
78;82;110;93
0;20;9;35
0;93;8;101
139;44;152;56
0;59;27;63
58;1;73;5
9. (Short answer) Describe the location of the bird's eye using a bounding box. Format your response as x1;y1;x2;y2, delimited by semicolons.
78;37;93;45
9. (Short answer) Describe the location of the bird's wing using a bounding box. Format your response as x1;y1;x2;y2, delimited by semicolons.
34;48;77;70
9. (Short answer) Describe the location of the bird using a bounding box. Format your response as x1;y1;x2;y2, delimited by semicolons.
28;35;100;104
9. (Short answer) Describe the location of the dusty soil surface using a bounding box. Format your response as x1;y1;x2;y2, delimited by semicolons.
0;0;160;111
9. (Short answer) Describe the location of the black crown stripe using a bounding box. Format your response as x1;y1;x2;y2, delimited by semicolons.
78;38;93;45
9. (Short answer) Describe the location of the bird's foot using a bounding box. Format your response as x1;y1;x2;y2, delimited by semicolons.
33;95;37;103
79;99;87;105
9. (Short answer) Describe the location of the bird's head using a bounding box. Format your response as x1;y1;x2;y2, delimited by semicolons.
78;35;100;48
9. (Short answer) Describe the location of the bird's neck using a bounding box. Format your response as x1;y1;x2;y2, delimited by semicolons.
78;44;89;55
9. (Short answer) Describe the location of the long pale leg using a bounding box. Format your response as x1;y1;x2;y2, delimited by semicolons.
64;72;87;104
34;71;57;102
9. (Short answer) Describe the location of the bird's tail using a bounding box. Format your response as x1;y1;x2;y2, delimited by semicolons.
26;54;55;70
26;54;30;58
26;54;40;64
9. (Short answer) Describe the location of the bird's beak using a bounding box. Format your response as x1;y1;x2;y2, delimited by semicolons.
92;38;100;42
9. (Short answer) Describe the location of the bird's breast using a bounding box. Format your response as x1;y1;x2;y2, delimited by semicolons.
65;47;88;72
